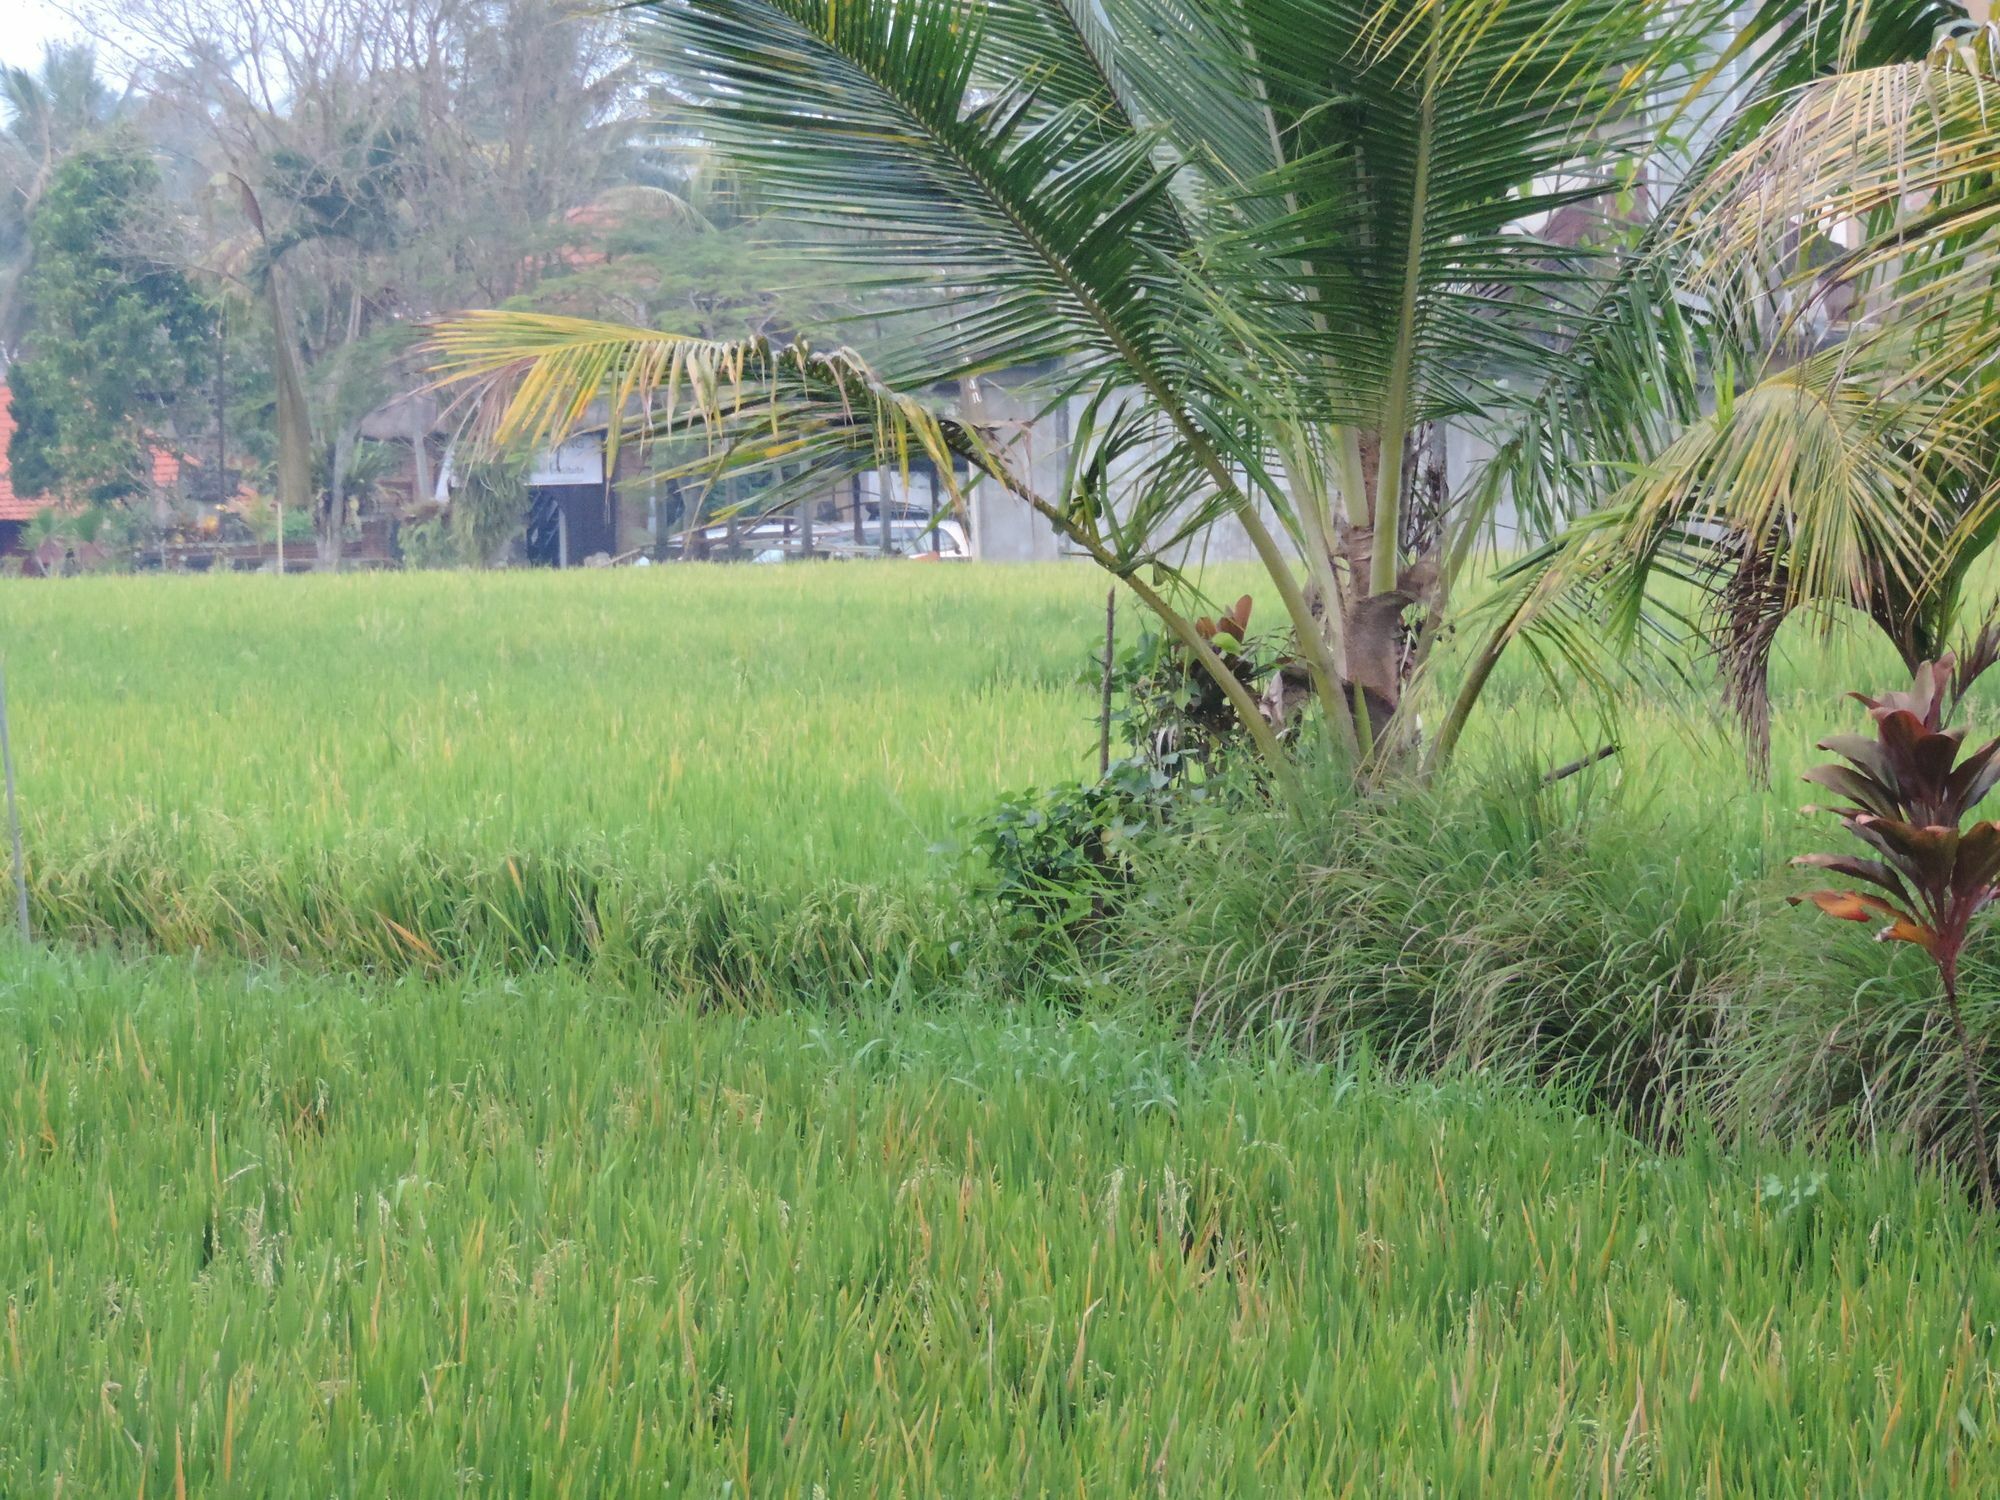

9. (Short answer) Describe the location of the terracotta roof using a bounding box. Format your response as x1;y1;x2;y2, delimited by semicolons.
0;382;44;522
0;381;192;517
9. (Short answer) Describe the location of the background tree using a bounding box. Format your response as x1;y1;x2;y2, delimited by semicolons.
0;43;125;350
87;0;648;565
6;135;212;508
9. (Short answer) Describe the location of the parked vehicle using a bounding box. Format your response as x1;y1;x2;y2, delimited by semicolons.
673;508;968;562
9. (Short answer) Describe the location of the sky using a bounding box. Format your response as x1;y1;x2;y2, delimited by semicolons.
0;1;102;75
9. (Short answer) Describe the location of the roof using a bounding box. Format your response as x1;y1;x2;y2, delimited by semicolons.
0;380;189;518
0;382;43;522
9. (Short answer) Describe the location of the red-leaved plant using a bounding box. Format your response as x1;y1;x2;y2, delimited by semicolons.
1792;655;2000;1209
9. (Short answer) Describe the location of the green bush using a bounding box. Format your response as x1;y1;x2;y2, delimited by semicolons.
967;758;1197;942
1105;768;1752;1137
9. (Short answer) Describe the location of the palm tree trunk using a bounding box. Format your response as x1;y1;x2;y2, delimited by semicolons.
265;272;315;556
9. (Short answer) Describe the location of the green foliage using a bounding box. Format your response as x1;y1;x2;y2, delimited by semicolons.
1;358;61;499
1722;904;2000;1217
448;451;531;565
970;758;1191;938
396;455;527;571
392;514;458;569
7;134;212;505
6;564;2000;1499
969;597;1279;944
1114;594;1288;776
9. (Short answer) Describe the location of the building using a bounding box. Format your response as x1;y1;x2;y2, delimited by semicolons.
0;384;33;561
454;369;1284;568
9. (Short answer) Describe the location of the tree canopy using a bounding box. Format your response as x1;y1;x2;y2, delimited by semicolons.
7;135;210;505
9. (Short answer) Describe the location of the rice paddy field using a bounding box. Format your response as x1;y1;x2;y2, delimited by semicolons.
0;567;1114;971
1;564;1097;886
2;565;1996;1494
1;944;1995;1496
0;562;1919;969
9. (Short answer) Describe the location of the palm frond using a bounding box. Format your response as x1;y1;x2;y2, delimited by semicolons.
426;309;997;506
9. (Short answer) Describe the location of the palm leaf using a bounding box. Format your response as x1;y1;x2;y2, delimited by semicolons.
426;310;1000;507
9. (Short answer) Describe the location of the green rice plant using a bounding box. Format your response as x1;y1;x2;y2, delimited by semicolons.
0;941;1994;1496
0;565;1119;967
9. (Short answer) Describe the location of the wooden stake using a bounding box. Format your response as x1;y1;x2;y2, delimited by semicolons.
1099;588;1117;777
0;662;28;943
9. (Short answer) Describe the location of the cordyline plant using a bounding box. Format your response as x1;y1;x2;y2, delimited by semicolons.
1792;655;2000;1210
1132;594;1277;775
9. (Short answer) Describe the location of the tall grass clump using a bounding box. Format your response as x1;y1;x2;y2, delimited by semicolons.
1108;765;1757;1137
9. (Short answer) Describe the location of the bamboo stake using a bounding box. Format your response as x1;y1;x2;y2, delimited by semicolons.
0;662;28;943
1098;588;1116;776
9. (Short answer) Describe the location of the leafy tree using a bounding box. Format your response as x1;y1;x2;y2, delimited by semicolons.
0;44;123;348
7;135;211;506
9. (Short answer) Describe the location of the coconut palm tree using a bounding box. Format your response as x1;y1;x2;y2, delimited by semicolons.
431;0;1988;788
1456;11;1999;771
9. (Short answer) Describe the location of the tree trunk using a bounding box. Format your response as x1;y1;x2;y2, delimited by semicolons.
321;425;351;571
266;273;315;555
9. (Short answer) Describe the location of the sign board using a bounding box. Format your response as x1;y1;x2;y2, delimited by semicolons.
529;436;605;487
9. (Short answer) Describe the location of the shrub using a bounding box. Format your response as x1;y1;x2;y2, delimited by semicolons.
968;758;1194;943
1781;655;2000;1207
1114;595;1285;777
1104;770;1748;1136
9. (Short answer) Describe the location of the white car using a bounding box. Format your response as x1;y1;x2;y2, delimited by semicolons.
730;514;969;561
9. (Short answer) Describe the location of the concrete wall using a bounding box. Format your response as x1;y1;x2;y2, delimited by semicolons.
550;371;1525;567
963;378;1275;565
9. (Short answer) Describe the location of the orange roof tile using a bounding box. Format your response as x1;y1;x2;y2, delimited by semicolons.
0;382;44;522
0;381;193;517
